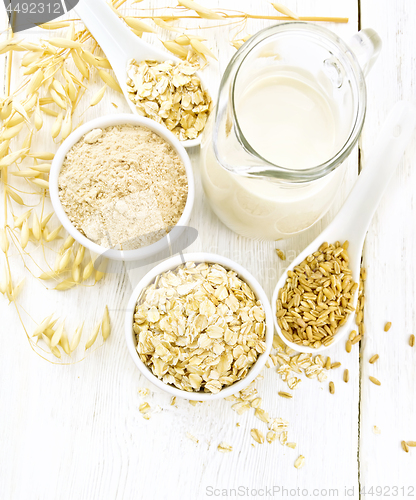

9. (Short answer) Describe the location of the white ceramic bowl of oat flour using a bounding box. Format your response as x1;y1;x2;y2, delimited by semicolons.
50;114;195;262
125;253;274;401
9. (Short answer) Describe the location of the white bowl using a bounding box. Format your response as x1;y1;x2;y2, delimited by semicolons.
125;253;274;400
49;114;195;261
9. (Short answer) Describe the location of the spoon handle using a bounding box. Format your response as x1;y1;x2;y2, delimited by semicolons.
329;101;416;242
75;0;141;78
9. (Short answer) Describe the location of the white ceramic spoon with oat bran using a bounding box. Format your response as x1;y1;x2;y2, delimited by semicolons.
75;0;210;148
272;101;416;354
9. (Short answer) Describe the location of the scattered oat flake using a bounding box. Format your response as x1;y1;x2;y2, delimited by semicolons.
278;391;292;399
142;413;151;420
254;408;270;423
286;442;297;449
266;431;277;444
186;432;199;443
294;455;305;469
384;321;392;332
275;248;286;260
217;442;233;453
138;388;150;397
373;426;381;435
401;440;409;453
170;397;176;405
250;428;264;444
189;400;202;406
139;402;150;413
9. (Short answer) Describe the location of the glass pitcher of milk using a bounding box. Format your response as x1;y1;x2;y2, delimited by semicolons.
201;23;381;240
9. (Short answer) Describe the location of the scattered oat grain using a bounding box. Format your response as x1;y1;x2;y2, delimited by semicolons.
369;376;381;386
343;369;349;383
369;354;379;364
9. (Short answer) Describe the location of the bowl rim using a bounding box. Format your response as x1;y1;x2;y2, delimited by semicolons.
125;252;274;400
49;114;195;262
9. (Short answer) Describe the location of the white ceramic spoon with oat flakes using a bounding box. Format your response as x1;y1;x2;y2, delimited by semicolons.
272;101;416;354
75;0;211;148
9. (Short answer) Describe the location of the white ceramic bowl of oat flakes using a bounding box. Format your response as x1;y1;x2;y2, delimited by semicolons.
49;114;195;262
125;253;274;401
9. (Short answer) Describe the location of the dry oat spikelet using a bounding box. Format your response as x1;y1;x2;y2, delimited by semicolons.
178;0;224;20
70;323;84;352
85;323;101;350
90;85;107;107
51;321;65;347
102;306;111;341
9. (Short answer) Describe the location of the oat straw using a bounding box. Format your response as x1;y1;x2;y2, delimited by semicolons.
276;241;357;348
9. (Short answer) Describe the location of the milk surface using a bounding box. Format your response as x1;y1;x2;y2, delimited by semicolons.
236;72;337;170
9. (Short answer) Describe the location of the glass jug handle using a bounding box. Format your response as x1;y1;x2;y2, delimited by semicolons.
348;28;382;76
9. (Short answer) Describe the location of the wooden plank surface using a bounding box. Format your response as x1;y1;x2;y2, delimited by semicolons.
0;0;414;499
359;0;416;496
